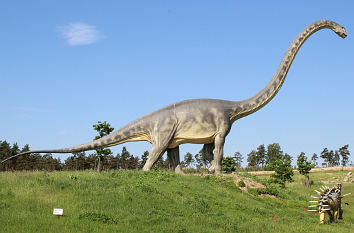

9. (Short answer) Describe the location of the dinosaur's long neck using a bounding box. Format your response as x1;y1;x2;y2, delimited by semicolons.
230;20;339;122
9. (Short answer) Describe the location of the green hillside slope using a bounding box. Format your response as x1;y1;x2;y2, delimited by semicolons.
0;170;353;233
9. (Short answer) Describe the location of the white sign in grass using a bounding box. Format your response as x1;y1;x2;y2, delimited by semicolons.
53;208;63;216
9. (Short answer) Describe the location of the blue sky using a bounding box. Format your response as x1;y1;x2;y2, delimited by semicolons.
1;1;353;166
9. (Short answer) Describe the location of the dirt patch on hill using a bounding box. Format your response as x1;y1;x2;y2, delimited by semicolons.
222;173;266;191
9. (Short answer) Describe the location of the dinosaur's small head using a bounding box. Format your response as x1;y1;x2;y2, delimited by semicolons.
333;24;347;38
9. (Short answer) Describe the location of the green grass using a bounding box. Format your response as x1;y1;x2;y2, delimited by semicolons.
0;169;353;233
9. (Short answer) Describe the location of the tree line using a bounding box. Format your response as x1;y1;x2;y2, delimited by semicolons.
0;139;171;172
1;121;351;172
1;139;350;172
245;143;350;169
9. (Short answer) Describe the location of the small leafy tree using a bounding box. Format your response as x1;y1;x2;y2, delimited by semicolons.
297;152;314;187
222;156;236;173
268;155;294;187
93;121;114;172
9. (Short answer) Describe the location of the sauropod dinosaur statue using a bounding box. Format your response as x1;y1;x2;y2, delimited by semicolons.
1;20;347;174
308;184;351;223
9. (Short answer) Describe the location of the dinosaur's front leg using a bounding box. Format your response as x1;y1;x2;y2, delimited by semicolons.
320;210;326;224
167;146;183;174
142;144;167;171
142;120;177;171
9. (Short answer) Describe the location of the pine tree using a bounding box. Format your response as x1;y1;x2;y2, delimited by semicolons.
233;152;243;168
0;141;12;171
284;153;292;163
320;148;330;167
139;151;149;169
197;149;211;169
120;147;130;170
182;152;194;168
333;150;340;167
256;144;266;168
247;150;258;167
311;153;318;167
339;144;350;167
266;143;283;166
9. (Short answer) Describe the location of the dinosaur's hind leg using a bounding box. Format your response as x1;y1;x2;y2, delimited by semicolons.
167;146;183;174
202;143;214;162
208;134;226;175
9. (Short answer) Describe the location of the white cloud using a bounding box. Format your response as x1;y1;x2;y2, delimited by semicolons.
58;22;102;46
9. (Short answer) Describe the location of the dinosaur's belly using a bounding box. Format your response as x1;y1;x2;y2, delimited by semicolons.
168;135;215;148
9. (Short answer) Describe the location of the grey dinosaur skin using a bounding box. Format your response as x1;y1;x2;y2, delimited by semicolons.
2;20;347;174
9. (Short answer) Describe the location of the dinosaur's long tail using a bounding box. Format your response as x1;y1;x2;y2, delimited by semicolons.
1;122;149;164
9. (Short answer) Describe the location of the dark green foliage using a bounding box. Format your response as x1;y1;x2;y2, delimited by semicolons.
79;212;118;224
268;156;294;187
221;152;243;173
248;185;281;197
222;156;236;173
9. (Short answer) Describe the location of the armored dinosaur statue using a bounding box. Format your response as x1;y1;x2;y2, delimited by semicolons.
1;20;347;174
308;183;351;223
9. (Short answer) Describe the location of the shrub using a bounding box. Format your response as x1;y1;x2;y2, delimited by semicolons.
238;180;246;187
222;156;236;173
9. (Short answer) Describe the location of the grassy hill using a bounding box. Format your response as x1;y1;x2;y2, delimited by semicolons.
0;169;353;233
